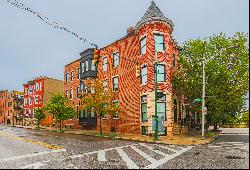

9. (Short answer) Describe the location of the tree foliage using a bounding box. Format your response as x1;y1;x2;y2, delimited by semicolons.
79;79;121;135
34;108;46;128
44;93;75;130
174;32;249;129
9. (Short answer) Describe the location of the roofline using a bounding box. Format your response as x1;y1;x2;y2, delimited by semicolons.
64;58;81;67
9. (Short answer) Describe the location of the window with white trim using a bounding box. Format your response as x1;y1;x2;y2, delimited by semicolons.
29;98;32;105
85;60;89;72
65;90;68;98
71;71;74;81
103;57;107;71
113;52;119;67
40;82;42;90
140;36;146;55
154;34;165;52
157;64;166;82
141;65;147;85
70;89;73;100
78;68;81;79
91;59;95;71
141;95;148;122
35;83;39;91
113;100;119;118
81;61;85;73
113;77;118;92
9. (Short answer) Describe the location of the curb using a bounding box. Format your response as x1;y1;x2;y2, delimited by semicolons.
12;126;215;146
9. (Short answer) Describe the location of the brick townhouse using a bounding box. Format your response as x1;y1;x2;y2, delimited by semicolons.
79;1;190;136
63;49;97;129
63;58;81;129
0;90;23;125
22;76;64;126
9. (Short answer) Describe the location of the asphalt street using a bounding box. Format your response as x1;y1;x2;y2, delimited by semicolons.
0;125;249;169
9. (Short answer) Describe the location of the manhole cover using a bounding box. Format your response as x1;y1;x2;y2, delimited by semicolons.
226;156;244;159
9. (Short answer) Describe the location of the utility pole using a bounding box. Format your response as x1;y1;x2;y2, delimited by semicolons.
154;52;159;141
202;59;205;139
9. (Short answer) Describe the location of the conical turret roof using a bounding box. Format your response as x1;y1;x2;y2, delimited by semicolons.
135;1;174;29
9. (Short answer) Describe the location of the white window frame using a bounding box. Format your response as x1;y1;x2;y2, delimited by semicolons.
153;32;165;53
70;89;74;100
103;57;108;71
113;76;119;92
71;71;74;81
113;51;119;68
141;64;147;85
112;100;119;119
85;60;89;72
140;35;147;56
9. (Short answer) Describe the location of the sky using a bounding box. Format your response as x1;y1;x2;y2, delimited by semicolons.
0;0;249;107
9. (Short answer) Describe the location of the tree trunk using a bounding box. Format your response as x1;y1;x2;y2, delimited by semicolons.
99;116;102;135
214;123;217;131
60;120;62;131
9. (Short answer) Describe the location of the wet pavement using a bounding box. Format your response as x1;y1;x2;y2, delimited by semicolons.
0;125;249;169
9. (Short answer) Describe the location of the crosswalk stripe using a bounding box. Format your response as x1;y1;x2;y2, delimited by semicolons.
145;147;192;169
156;145;181;153
116;148;139;169
139;143;168;157
130;145;156;163
97;150;106;162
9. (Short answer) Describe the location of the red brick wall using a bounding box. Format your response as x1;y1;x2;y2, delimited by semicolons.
0;91;14;125
63;59;81;129
96;22;181;135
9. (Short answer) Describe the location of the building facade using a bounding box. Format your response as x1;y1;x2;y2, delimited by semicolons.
0;90;23;126
63;59;81;129
83;1;190;136
23;76;64;126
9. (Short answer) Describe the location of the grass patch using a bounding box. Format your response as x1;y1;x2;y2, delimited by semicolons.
49;130;65;133
205;131;219;138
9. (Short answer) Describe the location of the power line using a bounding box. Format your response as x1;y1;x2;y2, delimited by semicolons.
5;0;98;48
5;0;152;67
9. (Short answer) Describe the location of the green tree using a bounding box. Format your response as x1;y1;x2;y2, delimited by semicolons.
174;33;249;131
34;108;46;128
80;79;121;135
45;93;75;131
241;111;249;126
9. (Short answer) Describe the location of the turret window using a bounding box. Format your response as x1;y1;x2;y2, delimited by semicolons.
154;34;165;52
140;36;146;55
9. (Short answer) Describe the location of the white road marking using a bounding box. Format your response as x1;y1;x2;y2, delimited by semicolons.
145;147;192;169
0;149;66;162
156;145;182;153
69;144;139;159
130;145;156;163
139;143;168;157
97;150;106;162
116;147;139;169
21;161;49;169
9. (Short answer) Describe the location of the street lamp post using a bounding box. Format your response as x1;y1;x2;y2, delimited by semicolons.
202;59;206;139
154;52;159;141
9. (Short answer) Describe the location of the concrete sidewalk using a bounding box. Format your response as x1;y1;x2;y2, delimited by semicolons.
13;125;218;146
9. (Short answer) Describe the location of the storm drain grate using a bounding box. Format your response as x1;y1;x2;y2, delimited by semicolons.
226;156;244;159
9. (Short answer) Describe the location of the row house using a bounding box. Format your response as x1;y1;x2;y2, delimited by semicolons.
23;76;64;126
63;49;97;129
0;90;23;125
80;1;190;136
61;1;191;136
63;58;81;129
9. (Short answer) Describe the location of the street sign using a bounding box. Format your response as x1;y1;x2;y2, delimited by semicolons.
193;98;202;103
203;107;207;114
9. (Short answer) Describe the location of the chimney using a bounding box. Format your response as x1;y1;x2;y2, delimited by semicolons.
127;27;135;35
